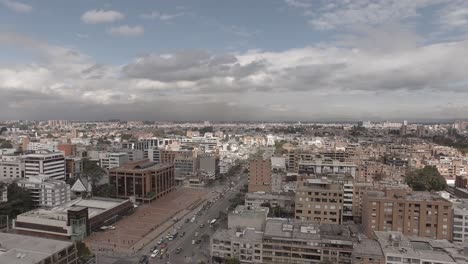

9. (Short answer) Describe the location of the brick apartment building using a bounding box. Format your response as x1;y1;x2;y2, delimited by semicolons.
109;159;175;202
362;189;453;240
248;159;271;192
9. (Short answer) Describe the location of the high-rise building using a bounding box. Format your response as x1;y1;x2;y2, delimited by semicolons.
108;159;175;202
100;152;129;170
295;176;350;224
248;159;271;192
362;190;453;240
0;156;24;180
18;175;71;207
58;143;77;157
24;152;66;180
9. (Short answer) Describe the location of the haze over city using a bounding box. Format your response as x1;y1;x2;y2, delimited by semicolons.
1;0;468;121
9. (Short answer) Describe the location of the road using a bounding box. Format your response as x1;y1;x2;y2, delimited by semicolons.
150;174;248;264
96;170;247;264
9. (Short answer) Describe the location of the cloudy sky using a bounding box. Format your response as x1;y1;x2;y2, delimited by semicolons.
1;0;468;121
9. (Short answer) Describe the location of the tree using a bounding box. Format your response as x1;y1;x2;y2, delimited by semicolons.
120;133;134;141
82;159;106;189
226;258;241;264
75;241;93;262
0;139;13;148
92;183;116;198
0;183;34;218
405;166;447;191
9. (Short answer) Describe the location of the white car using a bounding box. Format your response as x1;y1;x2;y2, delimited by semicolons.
150;253;157;258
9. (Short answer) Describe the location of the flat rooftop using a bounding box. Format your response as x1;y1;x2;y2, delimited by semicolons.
18;197;129;220
0;233;73;264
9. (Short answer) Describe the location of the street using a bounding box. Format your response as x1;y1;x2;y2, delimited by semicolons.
96;170;247;264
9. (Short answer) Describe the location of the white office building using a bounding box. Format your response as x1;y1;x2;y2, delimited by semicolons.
24;151;66;180
100;152;129;170
453;200;468;243
0;156;24;180
18;175;71;207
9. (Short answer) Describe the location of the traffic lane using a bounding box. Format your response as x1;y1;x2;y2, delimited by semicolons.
146;176;247;263
165;181;245;262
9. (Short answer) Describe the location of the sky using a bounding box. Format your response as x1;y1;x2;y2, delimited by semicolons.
1;0;468;121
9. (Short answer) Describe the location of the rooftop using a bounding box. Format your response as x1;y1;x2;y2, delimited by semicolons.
213;228;263;243
18;197;129;221
352;238;384;258
110;159;173;172
374;231;456;263
0;233;73;264
263;219;357;243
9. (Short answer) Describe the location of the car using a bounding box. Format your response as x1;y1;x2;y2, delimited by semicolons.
160;243;167;249
177;225;181;230
194;232;199;237
157;240;162;245
192;240;196;245
175;247;182;254
185;218;190;223
150;246;157;252
153;249;160;255
199;224;204;228
180;231;185;237
168;236;173;241
108;226;116;230
150;253;157;258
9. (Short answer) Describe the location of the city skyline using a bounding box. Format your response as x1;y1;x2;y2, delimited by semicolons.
1;0;468;121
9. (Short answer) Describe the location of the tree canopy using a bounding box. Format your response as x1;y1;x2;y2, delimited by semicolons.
82;158;106;188
0;183;34;218
405;166;447;191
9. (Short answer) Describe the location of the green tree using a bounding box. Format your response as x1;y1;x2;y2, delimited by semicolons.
82;159;106;189
93;183;116;198
75;241;93;261
405;166;447;191
120;133;134;141
0;139;13;148
226;258;241;264
0;183;34;218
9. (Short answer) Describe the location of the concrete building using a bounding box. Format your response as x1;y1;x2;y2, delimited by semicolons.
18;176;71;207
351;238;385;264
13;197;133;240
295;177;345;224
298;158;357;178
0;155;24;180
65;157;82;179
147;147;161;163
199;155;220;179
362;190;453;240
211;228;264;264
100;152;129;170
120;149;144;161
262;219;357;264
108;159;175;202
245;192;295;216
228;205;269;231
24;152;66;181
248;159;271;193
174;156;198;182
57;143;77;157
374;231;457;264
27;141;59;152
452;199;468;243
270;156;286;172
0;233;78;264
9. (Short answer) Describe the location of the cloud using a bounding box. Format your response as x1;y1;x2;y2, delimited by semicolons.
123;51;266;82
285;0;312;8
306;0;446;30
439;2;468;29
81;9;124;24
1;31;468;121
76;33;89;39
108;25;144;37
141;11;183;21
0;0;32;13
